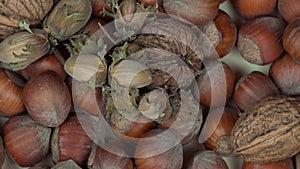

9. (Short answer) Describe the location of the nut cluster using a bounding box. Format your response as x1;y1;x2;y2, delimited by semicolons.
0;0;299;168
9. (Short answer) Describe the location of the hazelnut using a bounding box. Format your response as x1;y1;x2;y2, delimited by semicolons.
134;129;183;169
233;71;279;111
199;9;237;58
188;150;229;169
197;61;236;107
269;53;300;96
71;78;103;116
278;0;300;23
20;54;66;80
283;17;300;62
3;115;51;167
0;68;25;116
22;72;71;127
231;0;277;19
201;107;239;152
237;16;285;65
51;113;93;167
88;143;134;169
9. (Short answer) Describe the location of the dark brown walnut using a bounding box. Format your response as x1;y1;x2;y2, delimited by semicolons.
0;0;54;39
228;95;300;163
134;17;217;88
163;0;219;24
136;17;215;69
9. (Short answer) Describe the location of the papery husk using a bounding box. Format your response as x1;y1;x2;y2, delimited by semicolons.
0;29;50;71
0;0;54;39
64;54;107;87
138;88;172;122
109;59;152;88
44;0;92;41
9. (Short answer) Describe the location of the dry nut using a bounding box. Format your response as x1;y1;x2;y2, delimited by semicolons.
0;0;53;39
228;95;300;163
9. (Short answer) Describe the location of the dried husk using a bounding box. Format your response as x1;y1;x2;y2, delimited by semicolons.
229;95;300;163
64;54;107;87
138;88;172;122
0;29;50;71
0;0;54;39
44;0;92;41
109;59;152;88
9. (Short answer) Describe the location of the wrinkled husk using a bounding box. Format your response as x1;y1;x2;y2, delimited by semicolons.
0;0;54;39
44;0;92;41
229;95;300;163
0;29;50;71
109;59;152;88
64;54;107;87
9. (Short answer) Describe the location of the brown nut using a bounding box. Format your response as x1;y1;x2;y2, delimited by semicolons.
231;0;276;19
71;79;103;117
3;115;51;167
197;61;236;107
188;150;229;169
20;53;66;80
51;113;93;167
0;68;25;116
202;107;239;151
278;0;300;23
229;95;300;163
234;71;279;111
283;17;300;62
199;9;237;58
134;129;183;169
269;53;300;96
237;16;285;65
88;143;134;169
22;72;71;127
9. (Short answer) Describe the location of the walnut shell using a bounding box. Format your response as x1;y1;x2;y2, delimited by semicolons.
230;95;300;163
0;0;54;39
136;18;207;71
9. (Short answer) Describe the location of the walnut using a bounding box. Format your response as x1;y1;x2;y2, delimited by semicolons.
0;0;54;39
228;95;300;163
133;17;217;89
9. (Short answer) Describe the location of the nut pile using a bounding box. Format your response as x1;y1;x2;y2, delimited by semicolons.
0;0;299;168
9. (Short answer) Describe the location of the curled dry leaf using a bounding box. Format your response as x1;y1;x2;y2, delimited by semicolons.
228;95;300;163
